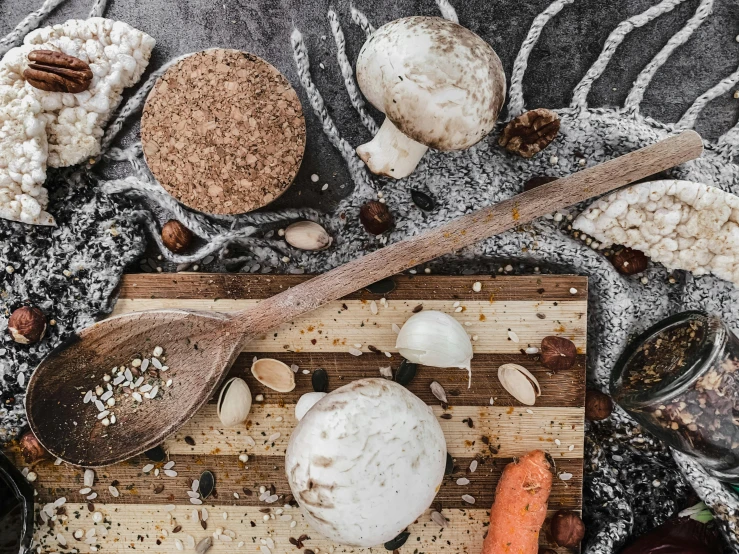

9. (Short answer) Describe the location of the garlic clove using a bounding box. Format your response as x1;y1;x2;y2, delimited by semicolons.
217;377;252;427
284;221;332;251
251;358;296;392
497;364;541;406
396;310;473;385
294;391;327;421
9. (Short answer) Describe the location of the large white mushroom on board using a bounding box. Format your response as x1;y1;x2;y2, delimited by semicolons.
285;378;447;547
355;16;505;179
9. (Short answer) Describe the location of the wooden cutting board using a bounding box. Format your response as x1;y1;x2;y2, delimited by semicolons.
9;274;587;553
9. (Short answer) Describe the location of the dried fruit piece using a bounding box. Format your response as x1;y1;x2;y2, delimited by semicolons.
8;306;47;344
585;389;613;421
411;189;435;211
523;175;557;191
497;364;541;406
359;200;394;235
251;358;296;392
311;368;328;393
498;108;560;158
161;220;193;253
540;336;577;372
549;510;585;548
19;430;49;464
611;247;648;275
24;50;93;93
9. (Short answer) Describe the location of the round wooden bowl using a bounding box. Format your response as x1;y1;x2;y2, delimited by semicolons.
141;49;306;215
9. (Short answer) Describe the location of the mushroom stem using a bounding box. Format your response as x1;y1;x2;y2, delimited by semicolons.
356;118;428;179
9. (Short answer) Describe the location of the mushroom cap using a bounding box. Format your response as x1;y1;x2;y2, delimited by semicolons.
356;16;505;151
285;378;447;546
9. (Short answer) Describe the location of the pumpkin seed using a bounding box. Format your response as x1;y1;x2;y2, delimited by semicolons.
145;445;166;462
365;278;396;295
411;189;435;211
394;359;417;386
198;470;216;500
311;368;328;393
384;531;410;550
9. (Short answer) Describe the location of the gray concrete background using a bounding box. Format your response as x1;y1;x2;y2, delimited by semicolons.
3;0;739;213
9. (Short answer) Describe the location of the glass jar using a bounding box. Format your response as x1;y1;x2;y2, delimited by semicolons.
611;310;739;481
0;451;34;553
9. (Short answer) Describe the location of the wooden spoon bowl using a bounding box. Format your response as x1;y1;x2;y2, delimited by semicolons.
26;131;703;466
26;310;244;466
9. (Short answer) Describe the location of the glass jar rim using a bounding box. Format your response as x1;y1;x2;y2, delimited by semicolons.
610;310;726;408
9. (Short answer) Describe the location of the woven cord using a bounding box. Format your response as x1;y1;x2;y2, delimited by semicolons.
0;0;67;57
677;64;739;129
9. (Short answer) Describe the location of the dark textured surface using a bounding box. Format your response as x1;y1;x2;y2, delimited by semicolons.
3;0;739;215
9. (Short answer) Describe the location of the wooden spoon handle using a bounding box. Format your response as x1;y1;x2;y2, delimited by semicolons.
234;130;703;340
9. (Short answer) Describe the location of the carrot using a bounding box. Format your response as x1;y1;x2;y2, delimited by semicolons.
481;449;553;554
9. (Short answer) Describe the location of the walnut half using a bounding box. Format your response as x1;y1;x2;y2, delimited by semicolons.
498;108;560;158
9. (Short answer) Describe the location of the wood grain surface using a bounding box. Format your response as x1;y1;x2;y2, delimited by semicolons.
12;274;587;553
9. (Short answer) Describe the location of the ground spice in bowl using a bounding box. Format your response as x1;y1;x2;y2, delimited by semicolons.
612;310;739;481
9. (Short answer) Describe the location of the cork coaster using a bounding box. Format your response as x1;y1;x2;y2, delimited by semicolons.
141;49;306;215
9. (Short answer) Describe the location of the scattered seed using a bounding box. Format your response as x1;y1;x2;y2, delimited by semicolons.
154;485;165;494
445;453;454;475
472;281;482;293
184;436;195;446
469;460;478;473
412;304;423;313
559;472;573;481
348;348;362;356
199;470;215;499
395;359;417;386
507;330;520;343
312;368;328;393
163;460;175;470
145;445;166;462
384;531;410;550
196;537;213;554
370;301;378;315
411;189;435;211
364;278;396;295
456;477;470;486
190;497;203;505
430;510;448;528
108;486;119;497
430;381;448;403
164;469;178;477
461;494;475;504
142;464;154;474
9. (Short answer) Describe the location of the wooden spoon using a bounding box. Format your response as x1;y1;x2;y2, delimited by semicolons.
26;131;703;466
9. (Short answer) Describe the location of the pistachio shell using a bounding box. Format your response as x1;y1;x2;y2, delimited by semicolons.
284;221;332;251
251;358;296;392
217;377;252;427
497;363;541;406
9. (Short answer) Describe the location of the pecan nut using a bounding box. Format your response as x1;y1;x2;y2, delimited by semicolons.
23;50;93;93
498;108;560;158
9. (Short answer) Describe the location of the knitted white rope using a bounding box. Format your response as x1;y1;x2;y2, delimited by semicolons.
434;0;458;23
0;0;66;57
290;28;376;197
327;9;379;135
570;0;686;110
350;6;375;38
677;64;739;129
88;0;108;18
104;142;143;161
623;0;714;113
507;0;575;119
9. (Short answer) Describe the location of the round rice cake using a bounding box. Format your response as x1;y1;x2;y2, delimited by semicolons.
141;48;306;215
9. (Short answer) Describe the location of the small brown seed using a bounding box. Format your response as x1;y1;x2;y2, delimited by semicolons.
540;336;577;372
161;220;193;253
359;201;393;235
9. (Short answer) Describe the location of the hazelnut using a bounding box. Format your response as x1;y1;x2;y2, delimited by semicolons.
161;220;193;253
540;335;577;372
586;389;613;421
8;306;47;344
359;201;394;235
523;175;557;192
549;510;585;548
19;430;49;464
610;247;648;275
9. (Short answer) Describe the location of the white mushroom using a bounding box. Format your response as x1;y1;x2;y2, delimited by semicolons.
573;180;739;287
285;378;446;546
355;16;505;179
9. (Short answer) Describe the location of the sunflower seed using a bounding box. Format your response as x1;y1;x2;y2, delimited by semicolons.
145;446;166;462
411;189;435;211
430;381;448;403
394;359;417;386
430;510;448;528
364;278;396;295
311;368;328;393
384;531;410;550
198;471;215;499
196;537;213;554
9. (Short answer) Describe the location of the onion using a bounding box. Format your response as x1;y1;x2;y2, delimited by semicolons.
395;310;473;386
